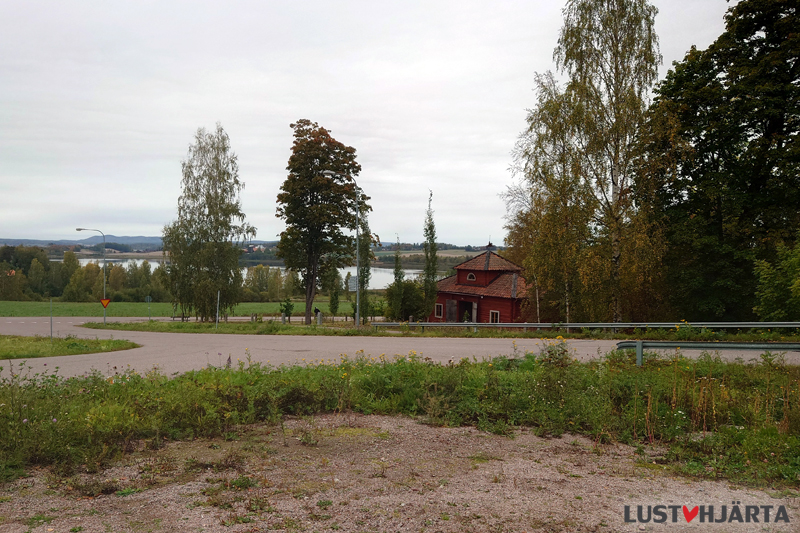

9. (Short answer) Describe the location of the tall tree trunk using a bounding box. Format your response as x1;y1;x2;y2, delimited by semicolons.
611;212;622;323
305;257;318;325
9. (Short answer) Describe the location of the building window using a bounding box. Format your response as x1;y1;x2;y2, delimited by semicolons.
435;303;443;318
467;273;476;281
490;310;500;323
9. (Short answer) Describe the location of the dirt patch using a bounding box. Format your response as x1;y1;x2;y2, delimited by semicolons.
0;414;797;532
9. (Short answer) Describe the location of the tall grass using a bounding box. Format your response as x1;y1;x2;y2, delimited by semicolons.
1;342;798;485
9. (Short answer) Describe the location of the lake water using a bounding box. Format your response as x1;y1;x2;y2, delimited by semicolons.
77;258;421;290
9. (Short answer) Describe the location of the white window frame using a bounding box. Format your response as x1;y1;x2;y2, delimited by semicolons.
435;303;443;318
467;273;476;281
489;310;500;323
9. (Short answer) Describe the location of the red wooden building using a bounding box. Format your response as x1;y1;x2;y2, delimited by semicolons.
427;248;528;323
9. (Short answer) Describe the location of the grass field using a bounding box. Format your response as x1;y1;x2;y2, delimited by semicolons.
5;301;800;343
83;320;373;336
0;335;139;360
0;300;355;318
82;318;800;344
1;344;798;486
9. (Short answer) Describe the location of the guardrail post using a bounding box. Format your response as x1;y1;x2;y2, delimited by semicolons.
636;340;643;367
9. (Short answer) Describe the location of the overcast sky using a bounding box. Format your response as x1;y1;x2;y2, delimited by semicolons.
0;0;732;246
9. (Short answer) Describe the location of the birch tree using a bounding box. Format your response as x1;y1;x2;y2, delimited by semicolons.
162;124;256;320
555;0;661;321
506;72;596;322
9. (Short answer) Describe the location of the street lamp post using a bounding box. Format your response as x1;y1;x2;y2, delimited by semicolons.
355;186;361;327
323;170;360;326
76;227;106;325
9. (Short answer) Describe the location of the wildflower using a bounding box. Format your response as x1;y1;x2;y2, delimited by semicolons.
22;419;27;423
52;418;57;423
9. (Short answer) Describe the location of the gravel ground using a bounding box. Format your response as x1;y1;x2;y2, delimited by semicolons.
0;414;797;533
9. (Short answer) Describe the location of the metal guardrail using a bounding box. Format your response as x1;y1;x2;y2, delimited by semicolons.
615;340;800;366
373;321;800;332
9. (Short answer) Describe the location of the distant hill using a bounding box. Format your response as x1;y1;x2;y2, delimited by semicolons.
0;236;279;249
0;236;163;248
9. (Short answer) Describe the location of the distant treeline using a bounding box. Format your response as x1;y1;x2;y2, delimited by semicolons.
240;246;482;270
383;242;497;252
0;245;170;303
87;242;163;253
373;254;473;270
239;248;281;266
0;245;342;306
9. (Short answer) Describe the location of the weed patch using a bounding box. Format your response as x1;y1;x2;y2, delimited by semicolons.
1;344;799;486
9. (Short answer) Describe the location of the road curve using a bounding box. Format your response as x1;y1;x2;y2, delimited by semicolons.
1;317;797;379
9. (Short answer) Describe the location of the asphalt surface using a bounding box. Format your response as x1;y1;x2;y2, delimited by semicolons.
1;317;798;379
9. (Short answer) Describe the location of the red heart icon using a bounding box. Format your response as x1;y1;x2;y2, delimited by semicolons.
683;505;699;522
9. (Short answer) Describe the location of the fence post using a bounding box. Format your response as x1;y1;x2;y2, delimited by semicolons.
636;340;643;367
215;290;220;330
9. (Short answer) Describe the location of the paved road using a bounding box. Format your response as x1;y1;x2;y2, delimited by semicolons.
1;317;797;378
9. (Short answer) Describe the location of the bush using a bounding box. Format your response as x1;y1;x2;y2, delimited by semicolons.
384;280;425;321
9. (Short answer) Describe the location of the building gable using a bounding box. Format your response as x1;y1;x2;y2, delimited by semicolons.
427;248;528;323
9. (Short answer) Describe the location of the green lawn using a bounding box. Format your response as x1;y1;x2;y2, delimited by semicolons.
0;334;139;360
82;318;800;344
0;300;355;318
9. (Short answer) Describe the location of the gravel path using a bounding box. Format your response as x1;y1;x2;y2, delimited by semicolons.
1;317;622;378
4;318;798;380
0;414;797;532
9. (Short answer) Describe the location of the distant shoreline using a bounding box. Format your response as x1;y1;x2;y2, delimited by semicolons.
64;248;484;270
74;250;164;258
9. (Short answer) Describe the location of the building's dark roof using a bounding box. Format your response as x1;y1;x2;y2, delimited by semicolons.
455;251;522;272
437;271;528;299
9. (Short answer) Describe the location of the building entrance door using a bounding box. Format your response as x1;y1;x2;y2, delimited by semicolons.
458;300;476;322
446;299;458;322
